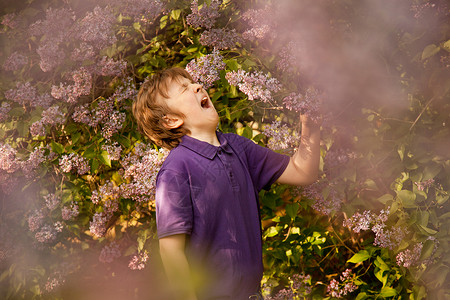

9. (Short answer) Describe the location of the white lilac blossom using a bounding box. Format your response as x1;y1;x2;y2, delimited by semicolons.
186;0;221;29
128;251;149;270
242;4;276;41
74;6;117;50
120;144;168;202
0;102;11;122
282;88;322;123
226;70;281;102
99;242;121;263
2;52;28;71
263;121;298;151
4;81;37;106
61;202;79;221
185;50;226;90
54;221;64;232
59;153;90;175
44;193;61;211
199;28;242;50
51;67;92;103
89;212;111;237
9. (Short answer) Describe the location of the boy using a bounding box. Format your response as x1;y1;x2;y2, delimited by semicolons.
132;67;320;300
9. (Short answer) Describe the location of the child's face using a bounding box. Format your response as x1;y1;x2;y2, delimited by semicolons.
163;76;219;133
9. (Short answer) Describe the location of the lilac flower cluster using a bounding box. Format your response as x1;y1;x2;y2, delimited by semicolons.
51;67;92;103
282;88;321;122
28;210;45;232
303;181;343;215
396;243;423;268
2;52;28;71
226;70;281;102
186;50;225;89
109;77;137;103
120;144;168;203
102;111;126;140
276;41;300;73
128;251;149;270
44;193;61;211
414;179;434;191
4;82;37;106
74;6;117;50
22;148;46;178
242;4;276;41
102;142;123;161
89;212;112;238
263;121;298;151
186;0;221;29
71;42;95;61
59;153;90;175
44;271;65;293
323;148;357;178
199;28;242;50
99;242;121;263
410;1;449;19
373;226;408;250
0;102;11;122
266;288;294;300
326;269;358;298
35;224;58;243
95;56;127;77
116;0;165;24
29;8;76;72
94;181;121;214
30;105;66;137
0;142;20;174
1;13;18;29
61;202;80;221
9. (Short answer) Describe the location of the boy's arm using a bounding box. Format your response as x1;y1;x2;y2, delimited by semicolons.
276;114;321;186
159;234;197;300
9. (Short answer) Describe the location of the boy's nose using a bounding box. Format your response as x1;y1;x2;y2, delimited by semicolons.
192;83;202;93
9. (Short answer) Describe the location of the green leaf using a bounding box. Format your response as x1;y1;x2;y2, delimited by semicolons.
417;224;437;235
442;39;450;52
170;9;181;20
377;194;394;204
396;190;416;208
379;287;397;297
348;250;370;263
285;203;299;219
99;150;111;167
160;15;168;29
422;44;440;60
51;141;64;154
265;226;280;238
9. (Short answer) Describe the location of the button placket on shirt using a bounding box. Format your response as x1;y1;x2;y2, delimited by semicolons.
216;147;239;190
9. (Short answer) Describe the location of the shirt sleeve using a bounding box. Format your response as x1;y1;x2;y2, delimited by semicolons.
228;133;290;191
155;168;193;239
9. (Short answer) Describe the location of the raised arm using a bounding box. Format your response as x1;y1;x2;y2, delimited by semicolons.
159;234;198;300
276;114;321;186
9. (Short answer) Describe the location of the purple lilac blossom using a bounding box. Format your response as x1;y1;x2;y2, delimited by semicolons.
199;28;242;50
263;120;298;151
95;181;121;214
276;41;300;73
326;269;358;298
303;181;343;215
44;193;61;211
35;224;57;243
101;111;126;140
28;210;45;232
51;67;92;103
115;0;165;24
95;56;127;77
1;13;18;29
2;52;28;71
21;148;46;178
186;0;221;29
61;202;79;221
0;102;11;122
373;226;408;250
102;142;122;161
242;4;276;41
4;81;37;106
282;88;322;122
0;142;20;174
410;1;449;19
185;50;226;89
120;145;168;202
396;243;423;268
44;272;65;292
128;251;149;270
414;179;435;191
74;6;117;50
59;153;90;175
226;70;281;102
72;104;91;124
54;221;64;232
99;242;121;263
109;76;137;103
71;42;95;61
89;212;111;238
35;93;54;108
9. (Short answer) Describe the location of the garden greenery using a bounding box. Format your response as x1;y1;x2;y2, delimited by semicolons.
0;0;449;299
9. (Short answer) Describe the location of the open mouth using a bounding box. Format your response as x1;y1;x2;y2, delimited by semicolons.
200;96;210;109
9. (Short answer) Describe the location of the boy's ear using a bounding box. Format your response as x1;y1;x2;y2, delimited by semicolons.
162;114;184;129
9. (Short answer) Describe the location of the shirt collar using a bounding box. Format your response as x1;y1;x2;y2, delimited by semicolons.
180;132;232;160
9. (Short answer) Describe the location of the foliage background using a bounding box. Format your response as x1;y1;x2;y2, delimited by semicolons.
0;0;449;299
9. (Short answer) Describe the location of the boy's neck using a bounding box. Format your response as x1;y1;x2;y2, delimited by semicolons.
187;129;220;147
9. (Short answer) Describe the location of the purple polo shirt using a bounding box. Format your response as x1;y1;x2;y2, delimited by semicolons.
155;132;289;300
